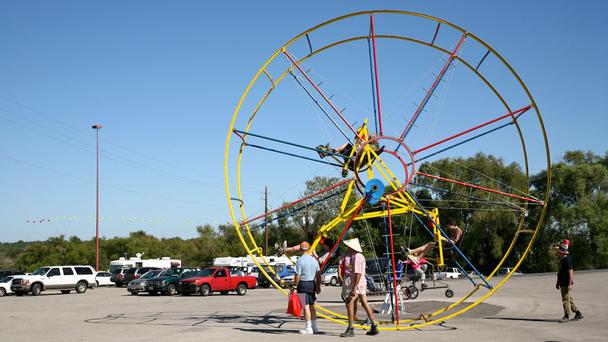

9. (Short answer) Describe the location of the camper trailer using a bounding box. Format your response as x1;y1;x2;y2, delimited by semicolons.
109;253;181;272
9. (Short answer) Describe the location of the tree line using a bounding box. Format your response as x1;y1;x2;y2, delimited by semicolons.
1;150;606;274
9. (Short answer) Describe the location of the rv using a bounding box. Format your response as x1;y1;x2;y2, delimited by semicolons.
109;254;181;272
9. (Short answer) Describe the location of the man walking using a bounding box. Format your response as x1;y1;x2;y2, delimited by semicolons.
294;241;322;334
341;238;379;337
555;239;583;323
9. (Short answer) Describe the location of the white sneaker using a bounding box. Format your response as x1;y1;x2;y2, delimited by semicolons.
299;327;314;335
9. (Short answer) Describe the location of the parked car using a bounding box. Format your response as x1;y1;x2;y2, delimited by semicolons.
123;267;162;284
0;270;24;279
178;267;257;296
11;265;96;296
96;271;114;286
127;269;164;295
257;264;295;288
110;268;129;287
0;276;17;296
496;267;523;276
145;267;198;295
321;265;340;286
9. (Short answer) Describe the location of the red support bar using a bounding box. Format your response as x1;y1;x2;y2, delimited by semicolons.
416;171;544;204
399;34;467;141
319;198;367;272
413;104;532;155
387;197;400;324
370;15;383;135
240;179;352;226
282;49;362;140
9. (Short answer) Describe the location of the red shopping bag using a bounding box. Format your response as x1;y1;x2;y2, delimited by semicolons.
287;291;302;317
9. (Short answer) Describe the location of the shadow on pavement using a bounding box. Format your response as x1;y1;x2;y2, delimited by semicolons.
85;311;298;328
485;317;561;323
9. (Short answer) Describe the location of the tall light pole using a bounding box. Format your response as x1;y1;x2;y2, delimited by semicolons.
92;124;103;271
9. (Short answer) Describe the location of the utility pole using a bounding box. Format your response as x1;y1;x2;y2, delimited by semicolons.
92;124;103;271
264;186;269;256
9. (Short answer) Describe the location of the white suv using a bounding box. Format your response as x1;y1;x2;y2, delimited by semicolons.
11;265;97;296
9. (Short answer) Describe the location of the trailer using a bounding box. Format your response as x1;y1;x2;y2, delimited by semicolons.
109;253;181;272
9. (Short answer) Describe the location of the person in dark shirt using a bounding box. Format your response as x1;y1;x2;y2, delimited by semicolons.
555;239;583;322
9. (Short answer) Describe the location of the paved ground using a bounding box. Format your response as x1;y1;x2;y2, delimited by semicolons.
1;270;606;341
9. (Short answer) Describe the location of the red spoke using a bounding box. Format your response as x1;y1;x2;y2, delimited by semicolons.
240;179;351;226
413;105;532;155
416;171;544;204
370;15;384;135
282;49;362;140
319;198;366;272
386;197;400;324
399;34;467;141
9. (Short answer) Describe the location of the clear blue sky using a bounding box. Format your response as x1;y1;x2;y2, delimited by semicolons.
1;0;606;242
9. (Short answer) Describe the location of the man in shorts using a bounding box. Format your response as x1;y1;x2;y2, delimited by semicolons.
294;241;322;334
341;238;379;337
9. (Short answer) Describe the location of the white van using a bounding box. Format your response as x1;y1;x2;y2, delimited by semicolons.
11;265;97;296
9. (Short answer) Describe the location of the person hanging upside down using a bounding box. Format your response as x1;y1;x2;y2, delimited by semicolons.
406;242;435;258
278;237;337;265
316;121;384;177
405;254;429;287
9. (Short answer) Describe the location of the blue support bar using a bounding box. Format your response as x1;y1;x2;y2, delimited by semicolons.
452;259;477;287
412;110;525;164
244;142;344;168
234;129;353;161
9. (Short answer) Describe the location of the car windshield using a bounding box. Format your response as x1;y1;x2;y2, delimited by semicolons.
31;267;50;276
324;266;337;273
141;271;160;279
181;270;197;278
161;268;181;277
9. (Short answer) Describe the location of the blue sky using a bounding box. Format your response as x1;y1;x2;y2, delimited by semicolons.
1;1;606;242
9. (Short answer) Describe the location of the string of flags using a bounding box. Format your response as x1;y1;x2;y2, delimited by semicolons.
25;216;198;225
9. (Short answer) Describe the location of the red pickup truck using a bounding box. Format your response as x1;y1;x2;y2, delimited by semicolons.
177;267;257;296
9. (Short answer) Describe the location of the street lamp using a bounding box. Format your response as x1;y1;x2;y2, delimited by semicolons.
92;124;103;271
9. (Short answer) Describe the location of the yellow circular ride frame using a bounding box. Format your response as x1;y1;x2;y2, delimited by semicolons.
224;10;550;331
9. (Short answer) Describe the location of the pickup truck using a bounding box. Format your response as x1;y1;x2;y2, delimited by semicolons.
178;267;257;296
445;267;462;279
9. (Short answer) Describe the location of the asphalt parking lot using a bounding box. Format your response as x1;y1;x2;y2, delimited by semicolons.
1;271;606;341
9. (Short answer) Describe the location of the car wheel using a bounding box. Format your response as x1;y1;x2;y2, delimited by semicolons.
200;284;211;297
445;289;454;298
61;290;71;294
31;283;42;296
220;291;229;295
236;283;247;296
76;281;87;294
330;277;338;286
166;284;177;296
0;288;5;297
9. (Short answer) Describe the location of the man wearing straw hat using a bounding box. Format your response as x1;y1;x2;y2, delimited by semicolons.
293;241;322;334
340;238;379;337
555;239;583;323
